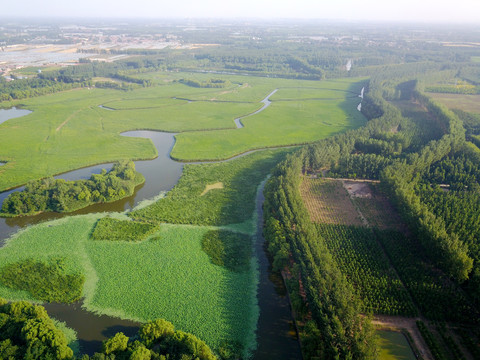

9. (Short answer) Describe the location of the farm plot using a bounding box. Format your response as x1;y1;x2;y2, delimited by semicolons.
300;177;363;226
375;230;478;323
317;223;416;316
350;183;406;231
429;93;480;114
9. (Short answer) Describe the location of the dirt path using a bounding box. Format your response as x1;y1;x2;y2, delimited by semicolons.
56;109;81;132
373;315;433;360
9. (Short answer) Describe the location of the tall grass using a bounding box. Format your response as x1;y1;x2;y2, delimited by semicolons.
91;217;158;242
129;149;290;226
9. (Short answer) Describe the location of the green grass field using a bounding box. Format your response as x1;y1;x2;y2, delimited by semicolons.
0;72;366;191
130;148;289;227
377;331;416;360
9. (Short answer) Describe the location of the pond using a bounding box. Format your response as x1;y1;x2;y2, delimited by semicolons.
0;107;32;125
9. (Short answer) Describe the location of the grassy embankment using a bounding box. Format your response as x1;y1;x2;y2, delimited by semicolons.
0;72;366;191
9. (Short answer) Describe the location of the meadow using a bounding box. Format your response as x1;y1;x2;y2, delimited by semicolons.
0;72;366;191
130;148;289;227
0;69;367;356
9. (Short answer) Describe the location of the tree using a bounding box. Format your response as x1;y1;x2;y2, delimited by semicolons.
103;332;128;355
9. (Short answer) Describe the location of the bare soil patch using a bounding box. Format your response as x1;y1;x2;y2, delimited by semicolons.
343;181;372;198
300;177;363;226
351;184;407;231
200;182;224;196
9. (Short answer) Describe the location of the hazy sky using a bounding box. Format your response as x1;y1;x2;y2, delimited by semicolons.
4;0;480;23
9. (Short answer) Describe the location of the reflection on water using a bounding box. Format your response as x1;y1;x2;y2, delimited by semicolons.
253;187;301;360
44;302;140;356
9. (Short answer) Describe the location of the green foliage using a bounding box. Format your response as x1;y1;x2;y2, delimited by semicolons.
318;224;417;316
139;319;175;348
0;299;74;359
85;319;217;360
375;230;477;323
201;230;252;272
1;161;144;217
130;149;288;226
178;78;231;88
0;258;84;304
0;216;259;356
91;218;158;242
417;321;447;360
263;151;378;359
103;332;129;354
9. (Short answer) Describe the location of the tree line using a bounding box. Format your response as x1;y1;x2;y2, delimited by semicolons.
1;161;143;216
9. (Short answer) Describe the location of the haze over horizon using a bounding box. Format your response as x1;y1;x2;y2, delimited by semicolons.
3;0;480;24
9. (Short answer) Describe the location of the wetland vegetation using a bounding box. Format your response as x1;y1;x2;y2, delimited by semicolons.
1;18;480;360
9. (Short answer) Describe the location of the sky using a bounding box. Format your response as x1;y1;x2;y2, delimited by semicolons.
3;0;480;23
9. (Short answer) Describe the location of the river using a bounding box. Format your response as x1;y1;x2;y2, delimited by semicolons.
0;106;301;358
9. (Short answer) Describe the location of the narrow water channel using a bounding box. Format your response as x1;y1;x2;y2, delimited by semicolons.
0;105;301;358
234;89;278;128
253;183;302;360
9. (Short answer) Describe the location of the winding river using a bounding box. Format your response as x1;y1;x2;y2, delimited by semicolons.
0;104;301;358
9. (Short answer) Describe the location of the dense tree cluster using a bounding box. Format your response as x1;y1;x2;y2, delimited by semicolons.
81;319;217;360
1;161;144;216
0;299;219;360
178;78;231;88
0;299;74;360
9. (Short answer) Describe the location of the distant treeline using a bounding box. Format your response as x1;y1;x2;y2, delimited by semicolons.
178;78;231;88
0;58;159;102
1;161;144;216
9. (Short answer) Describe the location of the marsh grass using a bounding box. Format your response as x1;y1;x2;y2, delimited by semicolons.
91;217;158;242
0;258;84;303
129;149;290;226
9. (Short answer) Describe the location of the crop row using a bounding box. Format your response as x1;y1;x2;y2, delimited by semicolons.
317;223;416;316
376;230;477;323
417;321;447;360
